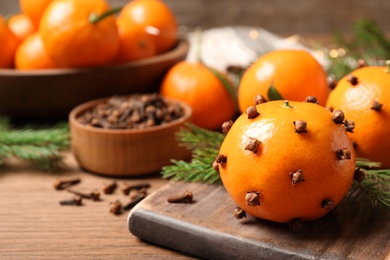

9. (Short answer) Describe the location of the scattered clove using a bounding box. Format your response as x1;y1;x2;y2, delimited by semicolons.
102;181;117;195
123;193;147;210
67;189;101;201
122;183;151;195
109;200;122;215
129;188;148;201
59;196;83;206
290;218;304;231
233;206;247;220
53;178;81;190
167;190;193;203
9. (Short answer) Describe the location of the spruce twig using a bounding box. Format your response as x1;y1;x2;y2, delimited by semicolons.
0;118;70;171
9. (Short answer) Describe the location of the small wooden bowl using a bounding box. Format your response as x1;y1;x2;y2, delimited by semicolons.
69;96;192;177
0;40;189;121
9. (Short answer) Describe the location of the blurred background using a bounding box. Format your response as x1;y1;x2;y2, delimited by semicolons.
1;0;389;39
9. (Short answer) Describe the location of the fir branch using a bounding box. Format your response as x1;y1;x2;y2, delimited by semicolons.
0;118;70;171
161;123;224;184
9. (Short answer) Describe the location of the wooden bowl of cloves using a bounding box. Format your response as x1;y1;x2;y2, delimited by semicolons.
69;93;192;177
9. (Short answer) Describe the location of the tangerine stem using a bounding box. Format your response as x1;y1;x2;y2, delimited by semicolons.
386;60;390;73
282;100;293;108
89;7;122;24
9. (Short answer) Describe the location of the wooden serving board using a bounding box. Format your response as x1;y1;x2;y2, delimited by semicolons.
128;182;390;259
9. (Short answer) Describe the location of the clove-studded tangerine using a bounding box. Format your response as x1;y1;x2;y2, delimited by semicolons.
217;100;356;223
326;64;390;168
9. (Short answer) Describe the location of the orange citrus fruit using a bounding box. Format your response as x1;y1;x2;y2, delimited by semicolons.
7;13;36;43
216;100;355;224
0;16;19;68
39;0;119;68
14;32;58;70
326;65;390;168
119;0;178;54
114;17;157;63
238;49;329;113
19;0;53;28
160;61;237;130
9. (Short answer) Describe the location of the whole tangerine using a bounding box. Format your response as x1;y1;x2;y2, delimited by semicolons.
216;100;355;224
160;61;237;130
19;0;52;28
326;65;390;168
0;16;19;68
118;0;178;54
39;0;119;68
7;13;36;43
238;49;329;113
114;17;157;63
14;32;58;70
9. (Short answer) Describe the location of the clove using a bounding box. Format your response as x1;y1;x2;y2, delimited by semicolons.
322;199;336;211
222;120;234;134
102;181;117;195
254;94;268;105
347;74;359;86
67;189;101;201
336;148;352;160
167;190;193;203
290;170;304;185
244;137;261;153
332;110;345;124
122;183;151;195
344;119;355;133
370;100;383;112
293;120;307;133
233;206;247;220
303;96;319;104
53;178;81;190
123;193;147;210
290;218;304;231
245;191;260;206
109;200;122;215
246;106;259;119
59;196;83;206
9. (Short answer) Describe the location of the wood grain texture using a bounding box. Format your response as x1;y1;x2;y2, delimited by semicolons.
0;153;195;259
128;181;390;260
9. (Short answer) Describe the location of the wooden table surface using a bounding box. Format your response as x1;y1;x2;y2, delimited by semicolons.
0;152;195;259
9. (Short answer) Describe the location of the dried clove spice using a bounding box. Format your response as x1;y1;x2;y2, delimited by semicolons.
76;93;185;130
67;189;101;201
167;190;193;203
59;196;83;206
53;178;81;190
109;200;122;215
122;183;151;195
123;193;147;210
102;181;117;195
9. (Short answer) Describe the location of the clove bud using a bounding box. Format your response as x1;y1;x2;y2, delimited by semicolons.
167;190;193;203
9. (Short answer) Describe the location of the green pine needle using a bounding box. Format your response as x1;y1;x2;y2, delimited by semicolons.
0;118;70;171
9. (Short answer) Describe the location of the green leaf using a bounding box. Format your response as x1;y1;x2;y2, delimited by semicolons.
267;83;284;101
